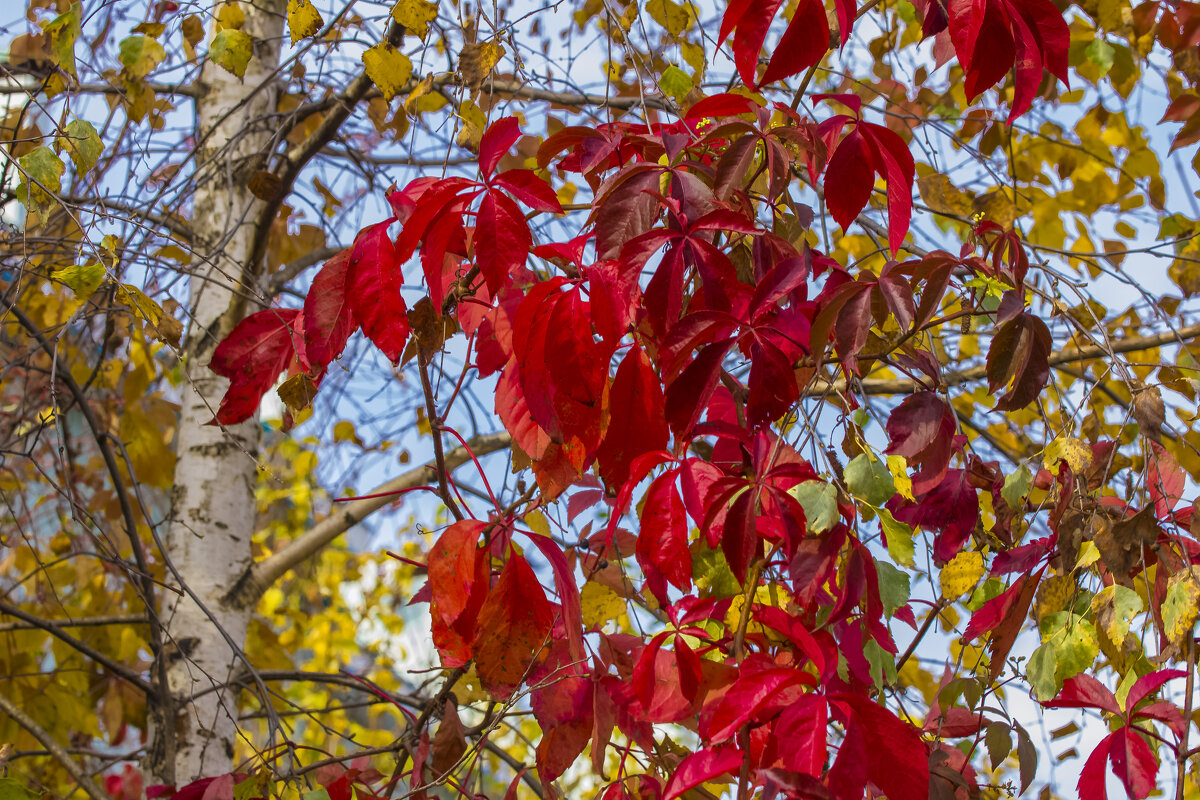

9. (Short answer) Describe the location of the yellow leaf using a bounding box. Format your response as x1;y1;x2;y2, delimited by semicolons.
581;582;625;628
362;43;413;101
114;284;182;346
210;29;253;78
333;421;357;442
1044;437;1092;474
455;99;487;150
887;454;914;501
404;73;435;115
181;14;204;58
940;551;985;600
41;2;81;77
1034;574;1075;623
392;0;439;39
646;0;691;36
287;0;324;43
524;510;550;539
216;1;245;31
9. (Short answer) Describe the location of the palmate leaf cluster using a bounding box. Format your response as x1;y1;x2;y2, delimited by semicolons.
1;0;1200;799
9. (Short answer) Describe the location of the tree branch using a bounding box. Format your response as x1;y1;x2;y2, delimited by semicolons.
0;613;147;633
805;321;1200;396
0;599;152;694
0;690;109;800
223;431;512;609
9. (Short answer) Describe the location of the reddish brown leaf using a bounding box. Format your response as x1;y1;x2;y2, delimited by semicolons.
474;552;556;698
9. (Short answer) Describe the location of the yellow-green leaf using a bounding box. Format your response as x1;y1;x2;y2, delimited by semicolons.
287;0;324;43
17;146;65;217
210;29;253;78
1091;584;1143;645
1162;567;1200;649
362;43;413;101
52;262;105;298
789;481;838;534
1039;611;1098;683
940;551;985;600
119;35;166;79
57;119;103;174
659;65;692;104
41;2;81;77
879;507;915;567
392;0;439;39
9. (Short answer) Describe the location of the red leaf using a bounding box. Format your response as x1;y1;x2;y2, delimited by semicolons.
1042;674;1121;715
759;0;830;86
962;568;1040;643
985;312;1051;411
347;222;410;363
1125;668;1187;711
1109;727;1158;799
491;169;563;213
1147;441;1185;518
703;667;806;742
774;694;827;775
637;471;692;592
477;189;531;294
479;116;521;179
662;746;743;800
210;308;303;424
1078;732;1113;800
473;552;556;698
834;694;930;800
593;167;661;260
823;127;875;233
865;122;915;255
523;531;585;663
531;675;593;782
428;520;489;666
597;345;668;488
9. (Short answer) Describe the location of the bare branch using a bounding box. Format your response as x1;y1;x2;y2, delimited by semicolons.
224;431;512;609
0;690;109;800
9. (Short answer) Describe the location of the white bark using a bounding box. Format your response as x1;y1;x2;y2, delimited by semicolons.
151;1;285;784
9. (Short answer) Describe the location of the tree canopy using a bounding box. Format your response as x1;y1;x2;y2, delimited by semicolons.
1;0;1199;798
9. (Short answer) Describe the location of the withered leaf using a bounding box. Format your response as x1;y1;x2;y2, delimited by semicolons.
1094;506;1160;583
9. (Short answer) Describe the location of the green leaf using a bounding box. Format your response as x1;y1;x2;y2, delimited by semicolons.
863;637;897;690
119;35;167;78
1001;465;1032;510
210;29;253;78
984;722;1012;772
1027;641;1059;701
57;119;103;174
788;480;838;534
16;146;65;217
844;452;895;507
52;262;105;298
875;561;910;617
41;2;82;77
878;507;915;567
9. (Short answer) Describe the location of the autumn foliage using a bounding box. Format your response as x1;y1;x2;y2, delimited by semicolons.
5;0;1200;797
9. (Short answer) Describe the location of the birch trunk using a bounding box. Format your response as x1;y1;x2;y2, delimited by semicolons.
148;2;285;784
